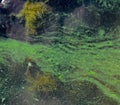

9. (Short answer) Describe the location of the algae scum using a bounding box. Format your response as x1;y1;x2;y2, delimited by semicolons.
0;0;120;105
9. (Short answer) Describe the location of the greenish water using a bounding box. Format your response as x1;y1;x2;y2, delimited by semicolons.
0;37;120;105
0;0;120;105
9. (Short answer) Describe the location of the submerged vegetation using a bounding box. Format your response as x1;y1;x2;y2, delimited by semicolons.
0;36;120;104
19;1;50;35
0;0;120;105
